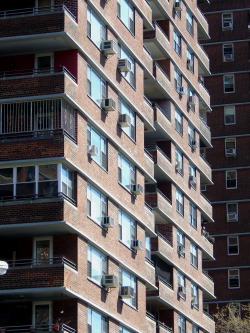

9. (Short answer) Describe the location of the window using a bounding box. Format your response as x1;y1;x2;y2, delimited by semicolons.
178;272;186;298
119;327;132;333
191;283;199;308
118;98;136;140
118;44;135;87
175;148;183;174
177;230;185;256
223;44;234;61
119;268;137;307
225;138;236;156
224;74;235;93
87;7;106;49
192;325;199;333
174;30;181;55
145;235;151;260
187;49;194;72
178;314;186;333
87;125;107;169
117;0;134;34
227;236;239;255
33;302;52;328
87;65;106;106
227;203;238;222
188;88;196;110
88;308;107;333
175;109;183;135
228;269;240;288
33;237;52;265
186;10;194;35
0;164;73;200
174;68;182;91
226;170;237;189
189;203;197;228
87;245;107;285
189;163;196;188
119;210;136;248
188;124;195;146
118;154;135;190
224;106;236;125
35;53;53;72
176;189;184;215
87;184;107;225
222;13;233;30
190;243;198;268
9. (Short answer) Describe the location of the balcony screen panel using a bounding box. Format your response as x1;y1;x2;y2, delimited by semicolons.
0;168;13;198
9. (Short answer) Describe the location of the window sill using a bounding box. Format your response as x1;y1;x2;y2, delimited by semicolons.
87;215;107;231
120;298;138;311
87;277;104;289
176;210;184;217
118;181;134;195
88;154;108;173
118;239;136;254
190;263;198;270
117;16;135;38
120;126;136;144
87;94;103;109
87;35;102;52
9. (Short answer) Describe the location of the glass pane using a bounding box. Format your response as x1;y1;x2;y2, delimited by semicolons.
35;304;50;328
37;56;51;69
38;181;58;197
17;166;35;183
39;165;57;181
0;168;13;184
36;240;50;264
16;183;36;197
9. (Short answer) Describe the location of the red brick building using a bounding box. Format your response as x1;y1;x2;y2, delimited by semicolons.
199;0;250;321
0;1;214;332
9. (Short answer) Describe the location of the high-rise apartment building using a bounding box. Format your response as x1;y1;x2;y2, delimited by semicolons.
0;0;215;332
200;0;250;319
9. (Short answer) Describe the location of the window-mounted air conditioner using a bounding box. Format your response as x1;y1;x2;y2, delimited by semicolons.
178;86;187;95
223;21;233;31
102;274;118;288
227;213;238;222
131;184;143;195
178;286;186;296
175;161;182;172
174;1;183;11
118;114;131;127
88;145;98;156
120;286;134;299
189;175;197;186
118;59;132;72
191;140;199;149
101;98;116;111
177;245;185;255
102;216;115;228
188;95;196;106
131;240;143;250
224;54;233;62
225;148;236;157
101;40;118;55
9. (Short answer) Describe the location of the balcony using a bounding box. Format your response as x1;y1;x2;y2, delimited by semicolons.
148;0;171;21
144;22;170;60
144;149;155;181
144;63;171;100
145;104;171;143
0;324;75;333
145;189;172;224
200;193;213;222
199;117;211;146
143;97;155;131
197;78;211;111
145;258;156;288
147;276;174;307
152;233;173;264
202;270;215;300
150;146;173;182
0;5;77;55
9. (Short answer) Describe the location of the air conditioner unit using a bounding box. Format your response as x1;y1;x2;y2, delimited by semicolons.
178;86;187;95
102;216;115;228
88;145;98;156
102;274;118;288
225;148;236;156
189;175;197;186
227;213;238;222
118;114;131;127
175;161;182;172
101;98;116;111
118;59;132;72
187;59;193;70
101;40;118;55
131;240;143;250
223;21;233;30
191;296;198;306
177;245;185;255
120;286;134;299
178;286;186;296
131;184;143;195
208;236;215;243
188;95;196;106
191;140;199;149
174;1;183;11
224;54;233;61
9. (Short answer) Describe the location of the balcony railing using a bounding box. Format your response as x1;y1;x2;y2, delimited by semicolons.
0;324;76;333
0;98;76;141
0;5;76;21
5;257;77;270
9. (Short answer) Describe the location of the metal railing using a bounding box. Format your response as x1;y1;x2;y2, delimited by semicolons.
203;310;215;321
157;232;172;247
5;257;77;270
0;324;76;333
202;270;214;282
156;275;173;290
0;5;76;21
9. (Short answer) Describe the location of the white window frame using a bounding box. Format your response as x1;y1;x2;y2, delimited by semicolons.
33;236;53;265
118;153;135;191
87;245;107;285
177;230;185;256
222;12;233;30
118;44;135;87
190;243;198;268
87;124;107;169
178;314;186;333
35;53;54;71
117;0;134;34
174;30;181;56
228;269;240;289
174;68;182;91
87;7;106;49
226;202;238;222
223;43;234;62
175;148;183;174
176;189;184;216
188;124;195;146
32;301;52;327
224;74;235;93
225;138;236;156
189;163;196;189
187;49;194;73
186;10;194;35
189;203;197;228
175;109;183;135
119;267;137;307
87;65;106;106
224;106;236;125
87;184;107;225
88;307;107;333
178;272;186;298
227;236;239;255
119;210;136;249
191;283;199;308
118;98;136;140
226;170;237;189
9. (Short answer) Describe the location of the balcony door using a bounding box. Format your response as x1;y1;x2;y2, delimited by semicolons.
33;237;53;265
35;0;54;8
33;302;52;331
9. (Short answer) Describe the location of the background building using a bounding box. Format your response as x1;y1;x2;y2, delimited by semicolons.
200;0;250;319
0;0;214;332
